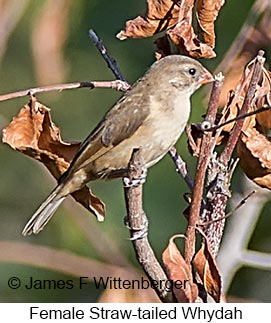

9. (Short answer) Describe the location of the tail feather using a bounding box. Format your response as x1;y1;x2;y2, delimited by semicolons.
22;187;66;236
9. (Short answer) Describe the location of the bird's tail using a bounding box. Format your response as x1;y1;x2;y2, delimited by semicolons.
22;186;66;236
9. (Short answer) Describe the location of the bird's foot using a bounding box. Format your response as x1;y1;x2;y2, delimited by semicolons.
122;167;147;188
124;215;148;240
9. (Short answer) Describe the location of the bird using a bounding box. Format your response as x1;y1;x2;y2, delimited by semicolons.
22;55;213;235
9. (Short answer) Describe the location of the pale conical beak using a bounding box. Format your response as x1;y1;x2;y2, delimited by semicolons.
197;68;214;85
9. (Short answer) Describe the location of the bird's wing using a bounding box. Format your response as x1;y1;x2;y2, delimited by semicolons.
62;88;150;178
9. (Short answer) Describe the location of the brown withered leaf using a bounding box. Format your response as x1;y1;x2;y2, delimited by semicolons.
116;0;179;40
167;0;216;58
196;0;225;48
237;127;271;190
162;235;198;302
192;240;224;303
117;0;224;59
2;98;105;221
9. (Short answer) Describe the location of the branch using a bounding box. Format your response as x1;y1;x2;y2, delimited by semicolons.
123;148;175;303
168;146;194;191
89;29;128;82
0;80;130;102
184;74;224;264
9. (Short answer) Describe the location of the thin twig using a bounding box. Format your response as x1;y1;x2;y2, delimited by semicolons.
184;74;224;264
0;80;130;102
89;29;127;82
124;148;175;303
168;146;194;191
202;106;271;132
200;190;256;226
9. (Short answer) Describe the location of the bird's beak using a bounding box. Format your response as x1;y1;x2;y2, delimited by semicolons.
197;68;214;85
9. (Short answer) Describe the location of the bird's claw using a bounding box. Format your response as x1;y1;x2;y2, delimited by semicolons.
130;218;149;240
124;215;149;240
122;167;147;188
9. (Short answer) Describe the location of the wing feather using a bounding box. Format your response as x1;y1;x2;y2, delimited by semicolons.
61;83;150;180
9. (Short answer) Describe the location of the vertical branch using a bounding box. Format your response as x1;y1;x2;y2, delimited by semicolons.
201;50;265;257
184;74;224;263
219;50;265;165
124;148;175;303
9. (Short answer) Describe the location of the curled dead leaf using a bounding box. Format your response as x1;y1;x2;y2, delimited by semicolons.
196;0;225;48
237;127;271;190
117;0;224;59
192;240;224;303
116;0;179;40
162;234;198;303
2;98;105;221
167;0;216;59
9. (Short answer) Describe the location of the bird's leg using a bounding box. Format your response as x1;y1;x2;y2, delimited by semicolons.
122;166;148;187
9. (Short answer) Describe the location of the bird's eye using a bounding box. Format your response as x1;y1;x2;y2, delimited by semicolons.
188;68;196;76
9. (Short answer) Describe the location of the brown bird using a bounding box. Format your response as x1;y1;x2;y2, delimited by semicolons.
22;55;213;235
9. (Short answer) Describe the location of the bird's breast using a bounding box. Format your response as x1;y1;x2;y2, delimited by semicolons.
92;94;191;177
142;95;191;167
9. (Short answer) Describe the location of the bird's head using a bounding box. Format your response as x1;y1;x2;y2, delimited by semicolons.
148;55;214;95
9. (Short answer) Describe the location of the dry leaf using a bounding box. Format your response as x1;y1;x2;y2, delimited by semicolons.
196;0;225;48
162;235;198;302
237;127;271;189
117;0;224;59
117;0;179;40
192;240;223;303
2;98;105;221
167;0;216;58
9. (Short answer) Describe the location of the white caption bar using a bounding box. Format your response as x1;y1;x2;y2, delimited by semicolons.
0;303;268;322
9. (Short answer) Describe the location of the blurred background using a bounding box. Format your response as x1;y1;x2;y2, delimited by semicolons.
0;0;270;302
